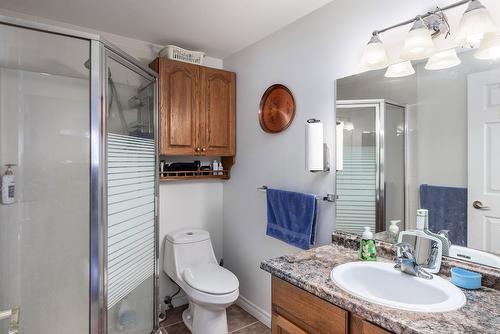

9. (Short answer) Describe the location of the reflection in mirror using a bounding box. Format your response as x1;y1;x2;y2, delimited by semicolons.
335;49;500;269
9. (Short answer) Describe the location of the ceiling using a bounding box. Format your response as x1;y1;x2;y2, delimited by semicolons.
0;0;333;58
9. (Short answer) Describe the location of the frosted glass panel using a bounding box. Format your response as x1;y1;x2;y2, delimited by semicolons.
0;24;90;333
106;57;156;334
107;134;155;308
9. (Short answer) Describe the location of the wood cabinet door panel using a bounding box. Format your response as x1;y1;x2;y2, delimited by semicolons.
272;277;347;334
201;67;235;156
272;313;308;334
159;59;199;155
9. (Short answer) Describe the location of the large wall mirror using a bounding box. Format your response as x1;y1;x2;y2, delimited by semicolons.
335;48;500;269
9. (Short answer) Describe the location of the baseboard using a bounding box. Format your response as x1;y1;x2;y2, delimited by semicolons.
236;295;271;328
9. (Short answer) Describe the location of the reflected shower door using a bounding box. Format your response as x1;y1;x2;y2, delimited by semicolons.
105;54;157;334
336;104;378;234
336;100;406;235
0;24;90;333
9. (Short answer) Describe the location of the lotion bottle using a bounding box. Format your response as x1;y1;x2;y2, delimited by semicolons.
388;220;400;243
1;164;16;204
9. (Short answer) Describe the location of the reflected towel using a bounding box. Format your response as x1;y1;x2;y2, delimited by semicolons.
419;184;467;246
266;188;318;250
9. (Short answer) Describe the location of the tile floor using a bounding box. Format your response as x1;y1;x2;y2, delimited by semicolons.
161;304;270;334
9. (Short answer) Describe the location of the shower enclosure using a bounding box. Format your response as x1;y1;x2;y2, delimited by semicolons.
0;16;159;334
336;100;405;234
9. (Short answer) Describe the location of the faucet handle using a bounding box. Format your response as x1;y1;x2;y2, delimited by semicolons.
394;242;416;260
438;229;450;239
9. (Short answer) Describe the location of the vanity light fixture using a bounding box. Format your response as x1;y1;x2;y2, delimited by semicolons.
474;33;500;59
360;32;389;71
385;61;415;78
401;17;436;61
425;49;462;70
457;0;498;46
359;0;499;73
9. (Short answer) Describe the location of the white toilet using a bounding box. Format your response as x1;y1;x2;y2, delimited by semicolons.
164;229;239;334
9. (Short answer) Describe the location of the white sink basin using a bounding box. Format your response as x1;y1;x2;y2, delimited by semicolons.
330;262;466;312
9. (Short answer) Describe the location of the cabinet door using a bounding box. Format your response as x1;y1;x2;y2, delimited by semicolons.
200;67;236;156
158;59;200;155
272;313;308;334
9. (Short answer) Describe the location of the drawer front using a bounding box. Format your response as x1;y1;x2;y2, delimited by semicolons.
272;313;309;334
272;277;348;334
349;314;392;334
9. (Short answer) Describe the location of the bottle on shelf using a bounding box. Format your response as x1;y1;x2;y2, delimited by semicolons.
212;159;219;176
1;164;16;205
218;161;224;175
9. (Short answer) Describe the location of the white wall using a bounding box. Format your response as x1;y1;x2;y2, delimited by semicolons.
222;0;500;323
158;181;224;306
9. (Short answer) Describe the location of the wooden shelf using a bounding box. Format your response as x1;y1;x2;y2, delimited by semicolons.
160;170;230;181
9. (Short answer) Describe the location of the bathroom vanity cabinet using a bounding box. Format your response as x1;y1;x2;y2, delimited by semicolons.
272;277;391;334
150;57;236;157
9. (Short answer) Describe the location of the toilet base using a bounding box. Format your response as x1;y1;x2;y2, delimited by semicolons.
182;302;229;334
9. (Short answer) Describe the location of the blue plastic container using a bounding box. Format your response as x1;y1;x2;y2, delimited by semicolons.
450;267;482;289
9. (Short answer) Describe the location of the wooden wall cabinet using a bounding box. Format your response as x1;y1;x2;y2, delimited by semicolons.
150;57;236;157
272;277;391;334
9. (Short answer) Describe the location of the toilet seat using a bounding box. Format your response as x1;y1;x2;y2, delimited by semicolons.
183;263;239;295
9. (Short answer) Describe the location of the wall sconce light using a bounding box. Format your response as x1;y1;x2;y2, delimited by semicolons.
425;49;461;70
457;0;498;46
474;33;500;59
401;17;436;61
385;61;415;78
360;32;389;71
358;0;499;73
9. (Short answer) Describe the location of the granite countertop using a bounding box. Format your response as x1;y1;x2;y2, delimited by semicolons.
261;243;500;334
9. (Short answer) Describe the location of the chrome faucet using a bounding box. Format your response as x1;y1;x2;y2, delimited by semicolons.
394;243;433;280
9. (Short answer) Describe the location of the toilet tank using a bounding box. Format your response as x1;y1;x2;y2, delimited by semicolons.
163;229;217;280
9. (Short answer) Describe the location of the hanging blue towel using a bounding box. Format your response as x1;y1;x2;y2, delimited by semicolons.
419;184;467;246
266;188;318;250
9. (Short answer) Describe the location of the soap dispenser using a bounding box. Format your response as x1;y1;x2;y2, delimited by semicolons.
1;164;16;204
359;227;377;261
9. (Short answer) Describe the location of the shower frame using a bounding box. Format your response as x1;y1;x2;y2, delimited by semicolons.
336;99;406;233
0;15;160;334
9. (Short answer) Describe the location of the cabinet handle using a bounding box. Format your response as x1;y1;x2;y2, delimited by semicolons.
202;147;206;152
195;147;201;152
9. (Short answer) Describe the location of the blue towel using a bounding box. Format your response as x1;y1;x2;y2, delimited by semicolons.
419;184;467;246
266;188;318;250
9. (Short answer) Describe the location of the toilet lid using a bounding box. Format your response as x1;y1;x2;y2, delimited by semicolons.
183;264;239;295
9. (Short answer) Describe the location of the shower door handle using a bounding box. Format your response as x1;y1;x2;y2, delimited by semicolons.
0;307;20;334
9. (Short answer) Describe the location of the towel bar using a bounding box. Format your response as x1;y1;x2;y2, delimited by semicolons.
257;185;335;202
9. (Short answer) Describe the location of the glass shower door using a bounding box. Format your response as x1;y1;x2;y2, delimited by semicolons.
0;23;90;333
336;103;378;234
105;54;157;334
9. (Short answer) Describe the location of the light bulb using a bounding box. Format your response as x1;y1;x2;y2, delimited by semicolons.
425;49;461;70
475;33;500;60
457;0;498;46
385;61;415;78
400;19;435;61
360;33;389;71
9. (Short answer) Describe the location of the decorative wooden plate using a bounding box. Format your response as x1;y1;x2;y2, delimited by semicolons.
259;84;296;133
